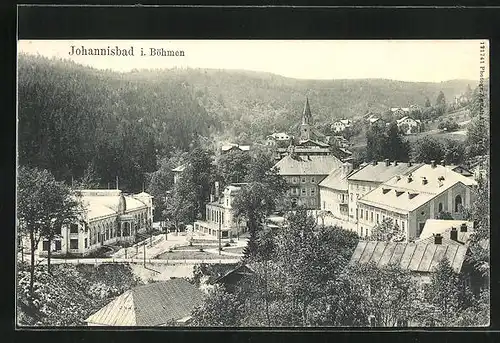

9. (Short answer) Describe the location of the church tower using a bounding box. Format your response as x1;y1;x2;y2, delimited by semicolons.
300;97;312;142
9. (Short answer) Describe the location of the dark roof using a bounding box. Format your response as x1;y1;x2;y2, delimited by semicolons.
274;154;343;176
86;279;204;326
348;162;422;183
349;240;468;273
213;264;255;284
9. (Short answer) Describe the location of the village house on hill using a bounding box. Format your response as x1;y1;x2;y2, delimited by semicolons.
332;119;352;133
396;116;422;135
85;279;204;326
26;189;154;257
356;160;477;241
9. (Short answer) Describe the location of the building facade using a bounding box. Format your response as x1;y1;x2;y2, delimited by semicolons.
356;162;477;240
347;160;421;229
34;189;154;257
318;162;354;222
396;116;421;134
275;154;343;210
194;184;248;239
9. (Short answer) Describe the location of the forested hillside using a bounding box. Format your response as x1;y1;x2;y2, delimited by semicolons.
18;54;476;191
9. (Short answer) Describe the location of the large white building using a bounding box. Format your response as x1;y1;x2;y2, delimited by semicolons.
318;162;354;222
346;160;422;228
356;162;477;240
33;189;154;257
194;183;248;239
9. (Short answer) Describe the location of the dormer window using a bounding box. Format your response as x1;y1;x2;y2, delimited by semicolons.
382;188;391;194
395;190;404;197
408;192;418;199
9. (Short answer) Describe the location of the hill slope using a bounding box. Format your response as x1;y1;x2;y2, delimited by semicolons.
17;55;476;190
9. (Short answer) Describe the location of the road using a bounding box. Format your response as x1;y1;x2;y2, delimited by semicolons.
32;256;240;265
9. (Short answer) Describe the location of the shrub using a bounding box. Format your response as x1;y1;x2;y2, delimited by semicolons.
224;242;231;247
199;248;204;252
229;239;235;244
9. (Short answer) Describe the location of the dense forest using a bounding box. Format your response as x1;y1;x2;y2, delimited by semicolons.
18;54;477;192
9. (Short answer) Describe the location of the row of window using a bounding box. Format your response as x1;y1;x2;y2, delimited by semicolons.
207;208;225;225
358;208;407;230
291;198;317;207
349;193;361;202
290;176;316;184
289;187;316;196
68;211;148;235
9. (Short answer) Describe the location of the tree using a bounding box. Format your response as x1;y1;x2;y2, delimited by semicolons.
443;139;466;165
423;258;475;326
466;115;489;159
74;162;101;189
437;211;454;220
146;150;188;221
43;185;84;274
232;152;287;260
438;119;460;132
164;173;197;230
17;166;84;294
435;91;447;115
216;149;251;187
369;218;404;242
411;137;445;163
272;210;349;326
425;97;431;108
365;122;410;162
191;284;245;326
347;262;419;327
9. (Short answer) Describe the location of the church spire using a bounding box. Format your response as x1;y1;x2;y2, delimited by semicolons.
302;97;312;125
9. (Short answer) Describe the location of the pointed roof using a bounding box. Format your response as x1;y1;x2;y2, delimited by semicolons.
85;279;204;326
302;97;312;124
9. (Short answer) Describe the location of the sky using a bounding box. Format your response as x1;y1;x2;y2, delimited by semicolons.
17;40;489;83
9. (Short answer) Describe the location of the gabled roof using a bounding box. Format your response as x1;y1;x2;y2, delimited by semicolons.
221;144;250;152
418;219;474;243
213;264;255;284
85;279;204;326
349;240;468;273
348;162;421;183
358;164;477;213
274;154;343;176
297;139;330;148
318;166;352;191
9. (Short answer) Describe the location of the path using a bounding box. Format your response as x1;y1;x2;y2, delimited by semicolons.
31;256;240;265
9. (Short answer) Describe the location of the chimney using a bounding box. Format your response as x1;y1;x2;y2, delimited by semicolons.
214;181;220;199
407;174;413;183
441;160;445;167
450;227;458;241
385;159;390;166
422;177;428;185
372;161;377;166
434;233;443;245
393;160;398;166
431;160;436;168
408;161;413;167
460;223;468;232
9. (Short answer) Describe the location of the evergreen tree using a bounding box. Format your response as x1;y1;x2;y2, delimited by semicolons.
425;97;431;108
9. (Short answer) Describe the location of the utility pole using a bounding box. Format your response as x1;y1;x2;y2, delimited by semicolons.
219;221;222;255
116;176;119;190
237;217;240;241
143;244;146;267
